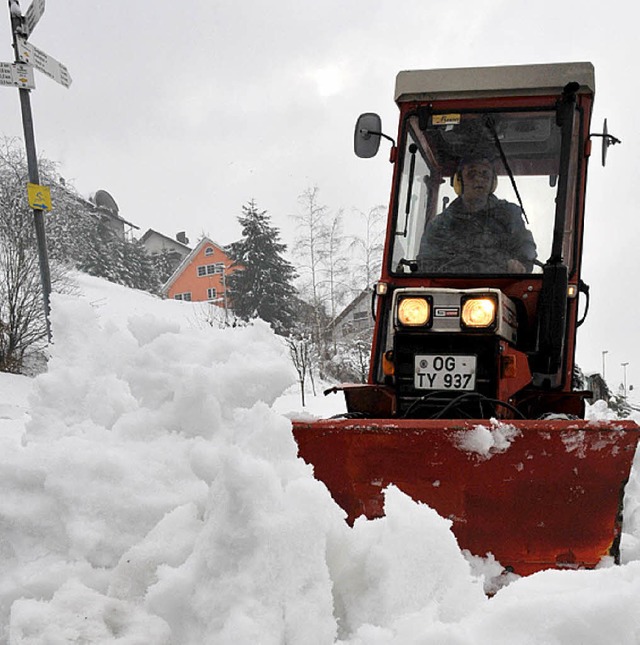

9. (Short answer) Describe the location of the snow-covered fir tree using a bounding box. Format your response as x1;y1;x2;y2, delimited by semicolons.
150;247;180;284
226;200;298;335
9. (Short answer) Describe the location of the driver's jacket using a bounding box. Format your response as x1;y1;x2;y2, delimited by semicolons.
416;195;537;273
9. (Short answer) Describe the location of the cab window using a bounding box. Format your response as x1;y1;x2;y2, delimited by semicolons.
391;109;573;276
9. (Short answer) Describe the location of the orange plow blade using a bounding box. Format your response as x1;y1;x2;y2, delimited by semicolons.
292;418;640;576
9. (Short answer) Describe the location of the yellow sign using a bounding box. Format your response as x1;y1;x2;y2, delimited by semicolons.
27;182;52;211
432;113;461;126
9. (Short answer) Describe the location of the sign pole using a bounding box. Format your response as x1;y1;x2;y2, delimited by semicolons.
8;0;52;341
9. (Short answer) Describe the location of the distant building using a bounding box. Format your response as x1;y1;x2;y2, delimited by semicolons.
88;189;139;240
161;236;237;306
327;289;374;345
139;229;192;275
584;372;611;403
53;185;139;241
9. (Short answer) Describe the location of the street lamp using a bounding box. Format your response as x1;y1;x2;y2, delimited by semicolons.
621;362;630;398
602;350;608;379
220;265;229;325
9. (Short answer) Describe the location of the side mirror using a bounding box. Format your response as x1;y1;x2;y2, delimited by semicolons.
354;113;382;158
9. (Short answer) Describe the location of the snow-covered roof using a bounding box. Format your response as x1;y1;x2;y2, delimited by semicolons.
328;289;372;330
140;228;191;250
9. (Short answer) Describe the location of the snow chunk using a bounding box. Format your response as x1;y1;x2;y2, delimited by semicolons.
330;486;486;640
9;579;171;644
456;420;521;459
463;551;520;595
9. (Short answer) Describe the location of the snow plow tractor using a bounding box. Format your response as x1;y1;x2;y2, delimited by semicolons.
293;62;640;576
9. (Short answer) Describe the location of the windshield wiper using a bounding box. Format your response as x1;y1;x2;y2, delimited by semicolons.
484;115;529;224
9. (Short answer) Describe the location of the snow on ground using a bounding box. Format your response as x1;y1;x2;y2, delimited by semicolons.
1;272;640;643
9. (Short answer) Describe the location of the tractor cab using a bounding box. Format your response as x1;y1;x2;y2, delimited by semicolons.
293;63;639;577
351;63;602;420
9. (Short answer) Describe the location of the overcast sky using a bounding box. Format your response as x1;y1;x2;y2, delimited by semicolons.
1;0;638;386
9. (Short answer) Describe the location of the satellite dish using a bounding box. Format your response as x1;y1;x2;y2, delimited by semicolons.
94;189;119;214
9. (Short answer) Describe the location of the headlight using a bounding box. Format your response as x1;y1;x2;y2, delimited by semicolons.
461;297;496;328
397;297;430;326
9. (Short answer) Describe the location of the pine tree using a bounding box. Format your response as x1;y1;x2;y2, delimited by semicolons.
226;200;298;335
151;248;180;285
121;239;161;293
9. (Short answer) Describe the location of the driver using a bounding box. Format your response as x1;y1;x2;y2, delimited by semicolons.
416;157;537;273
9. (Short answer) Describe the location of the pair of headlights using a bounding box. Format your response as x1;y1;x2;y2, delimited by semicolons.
397;296;497;329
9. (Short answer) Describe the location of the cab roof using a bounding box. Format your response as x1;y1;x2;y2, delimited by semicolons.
395;62;595;103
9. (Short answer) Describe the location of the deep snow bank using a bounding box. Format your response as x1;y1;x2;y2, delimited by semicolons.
1;274;640;644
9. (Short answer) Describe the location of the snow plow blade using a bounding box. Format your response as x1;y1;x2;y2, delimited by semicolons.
292;418;640;576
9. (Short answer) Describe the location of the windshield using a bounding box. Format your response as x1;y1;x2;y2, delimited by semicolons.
391;109;577;276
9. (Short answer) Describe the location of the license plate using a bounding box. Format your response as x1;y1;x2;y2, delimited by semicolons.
414;354;477;390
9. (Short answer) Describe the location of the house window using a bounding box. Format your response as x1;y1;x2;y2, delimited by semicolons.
215;262;225;274
197;264;219;277
204;247;214;256
352;310;370;330
174;292;192;301
207;287;217;301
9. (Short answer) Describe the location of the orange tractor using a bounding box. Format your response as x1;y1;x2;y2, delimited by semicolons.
293;62;640;576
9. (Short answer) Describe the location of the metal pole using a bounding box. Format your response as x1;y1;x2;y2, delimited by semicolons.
8;0;52;341
602;350;608;380
222;267;228;325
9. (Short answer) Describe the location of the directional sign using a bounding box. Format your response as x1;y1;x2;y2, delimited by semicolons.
0;62;15;86
16;38;71;88
24;0;45;38
27;182;52;211
0;61;35;89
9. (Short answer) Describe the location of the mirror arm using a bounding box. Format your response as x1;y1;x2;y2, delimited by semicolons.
360;129;397;161
590;133;621;145
360;129;396;147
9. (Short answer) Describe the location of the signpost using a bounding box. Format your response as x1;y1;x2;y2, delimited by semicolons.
23;0;44;37
4;0;72;342
17;38;71;88
0;60;35;88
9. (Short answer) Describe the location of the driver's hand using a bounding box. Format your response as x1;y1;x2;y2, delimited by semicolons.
506;259;526;273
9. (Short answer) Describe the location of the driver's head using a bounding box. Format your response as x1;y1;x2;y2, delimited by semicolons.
454;157;498;208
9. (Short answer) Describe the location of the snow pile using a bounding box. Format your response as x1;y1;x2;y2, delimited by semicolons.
455;420;521;458
1;273;640;643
